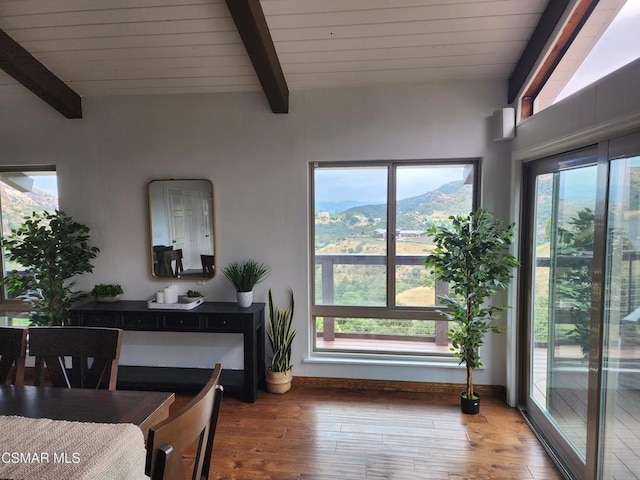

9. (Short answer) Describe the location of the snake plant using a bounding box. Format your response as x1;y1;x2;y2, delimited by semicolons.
267;288;296;373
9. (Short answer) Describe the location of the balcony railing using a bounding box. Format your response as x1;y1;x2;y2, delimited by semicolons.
314;253;449;347
314;249;640;351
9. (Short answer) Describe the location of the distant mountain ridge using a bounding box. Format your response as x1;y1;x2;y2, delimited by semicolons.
343;180;473;229
314;180;473;247
316;200;373;213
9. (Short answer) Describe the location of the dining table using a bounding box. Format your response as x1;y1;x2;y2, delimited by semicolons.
0;385;175;480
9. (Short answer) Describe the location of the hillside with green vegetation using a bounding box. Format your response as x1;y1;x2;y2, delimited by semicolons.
315;180;473;248
0;185;58;234
313;180;473;320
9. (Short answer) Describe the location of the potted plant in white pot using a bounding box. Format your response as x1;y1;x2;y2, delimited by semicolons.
221;259;270;307
424;209;519;414
266;288;296;394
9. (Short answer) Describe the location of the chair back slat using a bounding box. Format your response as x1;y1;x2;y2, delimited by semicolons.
146;364;223;480
29;327;123;390
201;383;224;479
0;327;27;385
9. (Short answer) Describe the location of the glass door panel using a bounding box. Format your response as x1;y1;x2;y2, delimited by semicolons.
527;159;598;471
601;155;640;479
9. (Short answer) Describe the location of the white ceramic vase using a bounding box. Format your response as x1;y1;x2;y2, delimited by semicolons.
237;290;253;308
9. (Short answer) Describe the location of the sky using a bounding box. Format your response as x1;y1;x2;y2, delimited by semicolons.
557;0;640;101
314;166;467;204
32;174;58;197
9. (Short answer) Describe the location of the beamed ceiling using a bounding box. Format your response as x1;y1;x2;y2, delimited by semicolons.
0;0;556;118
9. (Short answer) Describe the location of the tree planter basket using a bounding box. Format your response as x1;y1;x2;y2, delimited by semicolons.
461;392;480;415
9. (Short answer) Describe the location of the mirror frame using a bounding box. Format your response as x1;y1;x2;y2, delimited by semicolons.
148;179;215;281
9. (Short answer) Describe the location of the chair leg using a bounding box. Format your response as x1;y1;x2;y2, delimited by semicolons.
33;357;45;386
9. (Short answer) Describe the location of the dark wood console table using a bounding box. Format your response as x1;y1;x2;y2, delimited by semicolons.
69;301;265;403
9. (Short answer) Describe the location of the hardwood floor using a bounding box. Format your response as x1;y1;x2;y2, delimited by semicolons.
175;385;564;480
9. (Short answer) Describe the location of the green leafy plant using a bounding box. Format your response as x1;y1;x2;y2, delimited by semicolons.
186;289;202;298
1;210;100;326
221;259;270;292
267;288;296;373
554;208;594;359
424;209;519;401
90;284;123;298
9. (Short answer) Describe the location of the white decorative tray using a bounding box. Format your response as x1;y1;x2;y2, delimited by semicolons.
147;296;204;310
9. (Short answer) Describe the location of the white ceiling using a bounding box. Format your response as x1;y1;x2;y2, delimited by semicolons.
0;0;549;98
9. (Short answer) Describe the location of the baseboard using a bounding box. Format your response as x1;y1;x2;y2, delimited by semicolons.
293;376;506;400
25;366;506;401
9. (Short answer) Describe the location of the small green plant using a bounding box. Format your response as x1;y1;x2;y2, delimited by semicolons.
1;210;100;326
186;289;202;297
424;209;519;402
221;259;270;292
91;284;123;297
267;288;296;373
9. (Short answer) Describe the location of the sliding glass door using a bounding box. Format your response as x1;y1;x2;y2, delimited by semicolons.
522;132;640;479
523;148;599;478
600;147;640;479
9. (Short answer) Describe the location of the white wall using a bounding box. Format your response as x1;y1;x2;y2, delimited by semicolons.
0;79;512;387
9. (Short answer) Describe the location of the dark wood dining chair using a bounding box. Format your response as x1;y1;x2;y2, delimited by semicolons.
0;327;27;386
146;364;224;480
29;326;123;390
153;245;173;277
172;249;184;277
200;254;214;276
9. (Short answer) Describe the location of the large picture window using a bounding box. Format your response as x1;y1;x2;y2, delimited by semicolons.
0;167;58;320
310;160;478;357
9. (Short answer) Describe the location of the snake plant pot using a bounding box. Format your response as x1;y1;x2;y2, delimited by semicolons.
461;392;480;415
236;291;253;308
266;368;293;394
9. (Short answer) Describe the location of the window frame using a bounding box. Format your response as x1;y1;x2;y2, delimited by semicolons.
0;165;57;312
309;158;480;356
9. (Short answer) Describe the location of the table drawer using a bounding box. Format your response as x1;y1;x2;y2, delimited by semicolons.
205;316;243;331
79;313;121;328
122;313;159;330
163;315;201;330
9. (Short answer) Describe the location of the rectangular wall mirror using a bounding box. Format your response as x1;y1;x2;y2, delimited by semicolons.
148;179;215;280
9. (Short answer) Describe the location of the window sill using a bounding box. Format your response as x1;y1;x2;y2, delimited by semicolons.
304;352;464;369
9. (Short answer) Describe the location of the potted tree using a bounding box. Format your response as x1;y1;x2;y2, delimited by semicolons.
266;288;296;394
221;259;270;307
91;283;124;303
424;209;518;414
1;210;100;326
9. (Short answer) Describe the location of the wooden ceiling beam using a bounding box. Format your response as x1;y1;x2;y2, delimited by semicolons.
0;28;82;119
226;0;288;113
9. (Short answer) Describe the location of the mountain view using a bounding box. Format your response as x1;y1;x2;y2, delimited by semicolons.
0;185;58;235
314;179;474;310
315;180;473;250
